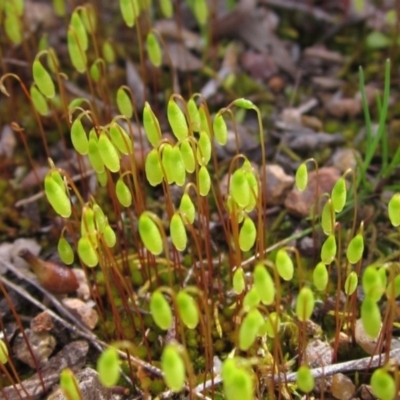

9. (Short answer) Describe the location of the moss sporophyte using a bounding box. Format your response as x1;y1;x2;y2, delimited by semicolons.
1;1;400;399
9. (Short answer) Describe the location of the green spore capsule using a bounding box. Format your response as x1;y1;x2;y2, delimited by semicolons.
146;32;162;67
88;130;105;173
44;174;71;218
90;62;100;81
222;360;254;400
171;145;186;186
60;369;81;400
77;236;98;267
296;365;314;393
346;233;364;264
320;234;337;264
193;0;208;26
245;170;258;212
370;369;396;400
96;169;108;187
116;178;132;207
295;163;308;191
362;266;384;302
109;123;132;155
170;213;187;251
243;287;260;310
265;312;280;338
70;118;88;155
160;0;173;17
5;13;22;45
47;48;59;74
167;98;188;140
138;213;163;255
196;130;211;165
30;85;49;116
331;177;347;212
233;267;245;294
143;102;162;147
161;143;175;184
198;165;211;196
180;140;195;173
103;40;115;64
58;237;74;265
230;169;250;208
103;224;116;248
361;297;381;338
70;10;88;51
176;291;199;329
238;216;256;252
295;287;315;322
80;206;97;246
32;59;55;99
238;308;264;351
97;347;120;387
213;114;228;145
179;193;195;224
145;148;163;186
198;104;210;136
93;204;106;233
388;192;400;227
344;271;358;296
116;87;133;119
0;339;9;364
275;249;294;281
119;0;138;27
161;344;185;392
8;0;24;15
53;0;66;16
233;98;254;110
313;262;328;291
321;199;335;235
67;27;87;73
80;4;97;34
150;290;172;330
253;263;275;305
386;274;400;300
187;98;200;131
98;131;120;173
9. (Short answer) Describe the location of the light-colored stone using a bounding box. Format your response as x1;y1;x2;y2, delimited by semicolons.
30;311;54;333
13;329;56;368
47;368;115;400
61;298;98;330
355;318;381;355
285;167;341;217
263;164;294;206
304;339;333;368
331;373;356;400
331;148;360;173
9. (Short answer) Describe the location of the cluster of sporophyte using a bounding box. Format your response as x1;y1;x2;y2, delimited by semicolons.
2;1;400;399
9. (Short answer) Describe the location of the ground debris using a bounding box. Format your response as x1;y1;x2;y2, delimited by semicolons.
13;329;56;368
47;368;118;400
0;341;89;400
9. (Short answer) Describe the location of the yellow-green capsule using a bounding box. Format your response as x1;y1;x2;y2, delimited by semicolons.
138;213;163;255
116;87;133;119
67;27;87;73
98;132;120;172
44;174;71;218
146;32;162;67
32;59;55;99
167;98;188;140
